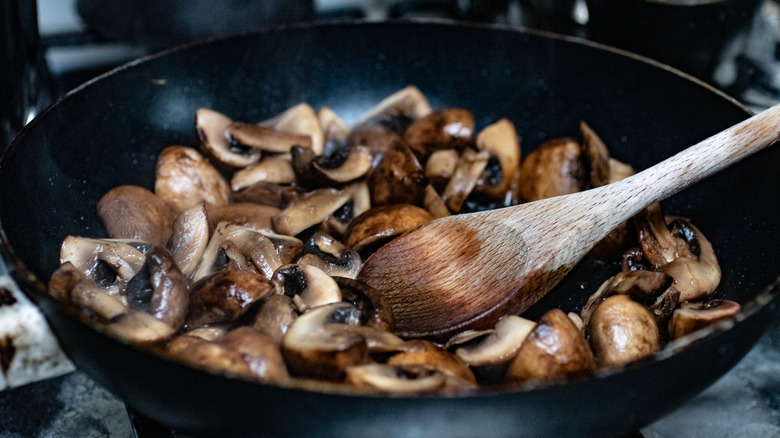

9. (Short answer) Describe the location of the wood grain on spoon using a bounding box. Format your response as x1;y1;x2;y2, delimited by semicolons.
358;104;780;340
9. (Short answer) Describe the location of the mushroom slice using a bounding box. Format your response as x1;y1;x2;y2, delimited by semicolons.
354;85;432;130
425;149;460;191
403;108;474;160
669;299;741;340
634;203;685;268
588;294;660;367
346;125;402;168
192;223;284;282
281;302;370;380
218;327;290;380
258;103;324;155
312;145;373;183
188;268;274;327
580;270;677;326
519;137;586;202
226;122;312;154
60;237;147;299
231;155;297;191
169;336;255;378
368;140;429;206
321;182;371;239
169;202;210;278
505;309;596;385
124;246;189;330
455;315;536;378
318;107;350;144
474;118;521;199
272;264;342;313
207;202;281;232
335;277;394;332
345;364;446;393
298;231;362;279
387;340;476;384
423;185;450;219
257;229;304;265
253;294;298;344
343;204;434;253
230;181;303;209
196;108;261;169
271;188;351;236
154;145;230;215
579;121;611;188
103;309;177;343
441;148;490;213
97;185;175;247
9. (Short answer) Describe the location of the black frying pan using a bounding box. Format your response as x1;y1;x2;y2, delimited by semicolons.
1;21;778;437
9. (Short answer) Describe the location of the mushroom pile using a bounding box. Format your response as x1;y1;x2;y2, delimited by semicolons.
47;86;741;393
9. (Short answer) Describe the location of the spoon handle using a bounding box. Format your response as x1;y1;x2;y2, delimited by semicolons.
605;103;780;216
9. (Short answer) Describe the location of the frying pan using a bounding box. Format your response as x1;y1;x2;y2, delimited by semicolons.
1;20;778;437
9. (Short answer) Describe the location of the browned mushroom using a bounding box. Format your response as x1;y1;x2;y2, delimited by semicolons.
318;107;350;144
474;118;521;199
271;264;342;313
346;125;402;168
271;188;351;236
207;202;281;232
345;363;446;393
579;121;611;188
230;181;303;209
425;149;460;191
580;270;678;326
505;309;595;385
192;222;285;282
257;103;324;155
59;237;147;299
226;122;312;154
441;148;490;212
422;185;450;219
403;108;474;160
281;302;370;380
187;268;274;327
387;340;476;383
297;232;363;279
196;108;261;169
252;294;298;344
334;277;394;333
343;204;434;253
154;145;230;215
367;140;429;206
231;155;297;191
320;181;371;239
588;294;660;367
125;245;189;330
97;185;175;247
519;137;586;202
669;299;741;340
353;85;432;131
454;315;536;382
168;202;210;278
218;327;290;380
312;146;373;183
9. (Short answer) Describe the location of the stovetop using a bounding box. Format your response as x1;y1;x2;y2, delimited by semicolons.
1;0;779;436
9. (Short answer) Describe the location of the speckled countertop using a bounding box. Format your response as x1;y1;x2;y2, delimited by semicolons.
1;317;778;437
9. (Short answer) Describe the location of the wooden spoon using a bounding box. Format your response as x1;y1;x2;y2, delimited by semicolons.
358;104;780;339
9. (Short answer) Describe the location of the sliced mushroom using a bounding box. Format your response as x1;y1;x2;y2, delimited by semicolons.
154;145;230;215
298;231;362;279
258;229;304;265
353;85;432;131
635;204;721;302
519;137;585;202
258;103;324;155
253;294;298;344
312;145;373;183
188;268;274;327
226;122;312;153
580;270;677;326
272;188;351;236
579;121;611;188
474;118;521;199
343;204;434;253
218;327;290;380
347;125;403;169
59;236;147;299
345;363;446;393
318;107;350;144
125;245;189;330
272;264;342;313
425;149;460;191
231;155;297;191
387;340;476;383
169;202;210;278
103;309;177;343
368;140;429;206
422;184;450;219
505;309;596;385
320;181;372;239
207;202;281;232
454;315;536;382
441;148;490;213
168;336;255;377
403;108;474;160
196;108;261;169
588;294;660;367
230;181;303;209
281;302;370;380
97;185;175;247
669;299;741;340
335;277;394;333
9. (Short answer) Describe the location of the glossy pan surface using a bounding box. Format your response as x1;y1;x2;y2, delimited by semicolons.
1;21;778;437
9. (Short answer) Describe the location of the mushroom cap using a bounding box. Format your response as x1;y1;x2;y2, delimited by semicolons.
131;245;189;330
169;202;210;278
207;202;281;232
588;294;660;368
154;145;230;215
252;293;298;344
403;108;475;160
353;85;432;129
505;309;596;385
196;108;261;169
343;204;434;253
187;268;274;327
579;121;611;188
218;327;290;380
518;137;585;202
387;340;476;383
97;185;175;247
669;299;741;340
368;140;429;207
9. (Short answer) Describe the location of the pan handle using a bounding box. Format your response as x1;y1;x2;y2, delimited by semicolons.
0;261;74;391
